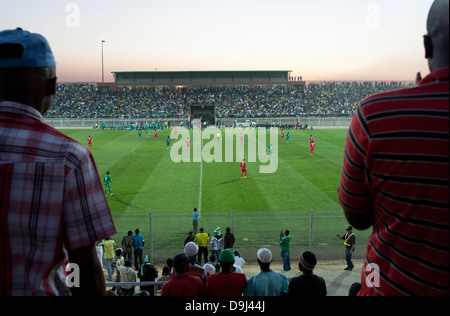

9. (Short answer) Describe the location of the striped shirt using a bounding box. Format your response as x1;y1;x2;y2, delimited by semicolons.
0;101;116;296
338;67;449;296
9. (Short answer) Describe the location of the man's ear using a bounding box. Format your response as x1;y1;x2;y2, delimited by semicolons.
424;35;433;59
46;76;57;96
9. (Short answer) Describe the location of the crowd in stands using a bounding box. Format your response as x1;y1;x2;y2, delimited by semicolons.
46;81;414;119
99;226;360;297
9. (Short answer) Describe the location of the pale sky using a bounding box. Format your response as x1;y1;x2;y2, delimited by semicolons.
1;0;435;82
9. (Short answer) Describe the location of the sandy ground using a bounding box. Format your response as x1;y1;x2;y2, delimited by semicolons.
106;260;363;296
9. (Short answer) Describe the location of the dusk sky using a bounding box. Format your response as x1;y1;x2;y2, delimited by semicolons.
1;0;435;82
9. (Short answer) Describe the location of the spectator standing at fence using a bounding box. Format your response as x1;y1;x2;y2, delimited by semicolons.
98;237;116;281
132;229;145;270
338;0;449;296
0;28;116;296
224;227;235;249
205;249;247;296
244;248;289;296
280;230;291;272
289;251;327;296
192;208;199;234
121;231;133;263
161;254;204;296
184;231;195;246
194;227;210;265
209;227;224;260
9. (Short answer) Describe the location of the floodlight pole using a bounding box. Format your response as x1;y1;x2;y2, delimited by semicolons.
101;40;105;83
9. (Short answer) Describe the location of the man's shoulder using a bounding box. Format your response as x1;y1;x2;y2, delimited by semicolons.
2;107;90;163
254;270;286;280
361;82;448;108
184;273;204;285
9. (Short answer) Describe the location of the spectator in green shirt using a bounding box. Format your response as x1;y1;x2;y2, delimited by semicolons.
280;230;291;272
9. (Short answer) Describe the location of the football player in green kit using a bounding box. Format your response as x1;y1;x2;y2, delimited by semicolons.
104;171;114;196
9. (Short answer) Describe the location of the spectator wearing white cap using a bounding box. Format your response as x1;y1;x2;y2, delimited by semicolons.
184;241;205;283
243;248;289;296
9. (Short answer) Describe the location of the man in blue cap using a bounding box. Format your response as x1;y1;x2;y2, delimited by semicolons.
0;28;116;296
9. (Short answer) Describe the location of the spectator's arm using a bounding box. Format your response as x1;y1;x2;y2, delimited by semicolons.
338;107;374;230
68;243;106;296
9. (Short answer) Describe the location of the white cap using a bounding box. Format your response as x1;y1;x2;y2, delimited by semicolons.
257;248;272;263
184;241;199;257
203;263;216;276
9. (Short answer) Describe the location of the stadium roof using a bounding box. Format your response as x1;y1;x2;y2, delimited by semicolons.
112;70;290;83
99;70;305;89
112;70;293;74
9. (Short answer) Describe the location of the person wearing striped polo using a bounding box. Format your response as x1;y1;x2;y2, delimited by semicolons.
338;0;449;296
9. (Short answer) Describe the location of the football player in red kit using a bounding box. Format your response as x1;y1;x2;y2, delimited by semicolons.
240;158;247;179
310;141;316;156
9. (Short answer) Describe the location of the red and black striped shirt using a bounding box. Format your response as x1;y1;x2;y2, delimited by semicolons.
339;67;449;296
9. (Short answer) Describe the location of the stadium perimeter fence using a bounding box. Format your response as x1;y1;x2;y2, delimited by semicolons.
107;210;369;293
45;116;352;129
112;210;368;266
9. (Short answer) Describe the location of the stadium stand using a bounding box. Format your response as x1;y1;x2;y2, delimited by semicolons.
46;81;414;120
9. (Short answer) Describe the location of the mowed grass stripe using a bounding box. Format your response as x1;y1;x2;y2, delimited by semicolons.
108;131;202;237
201;161;272;212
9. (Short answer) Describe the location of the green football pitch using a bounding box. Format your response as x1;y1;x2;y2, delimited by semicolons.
61;128;370;264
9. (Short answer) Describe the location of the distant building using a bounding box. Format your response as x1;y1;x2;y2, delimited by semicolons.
97;70;305;90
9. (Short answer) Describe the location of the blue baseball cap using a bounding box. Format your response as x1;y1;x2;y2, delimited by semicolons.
0;28;56;69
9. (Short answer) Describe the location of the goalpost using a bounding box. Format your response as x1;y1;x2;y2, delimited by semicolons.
193;119;202;130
